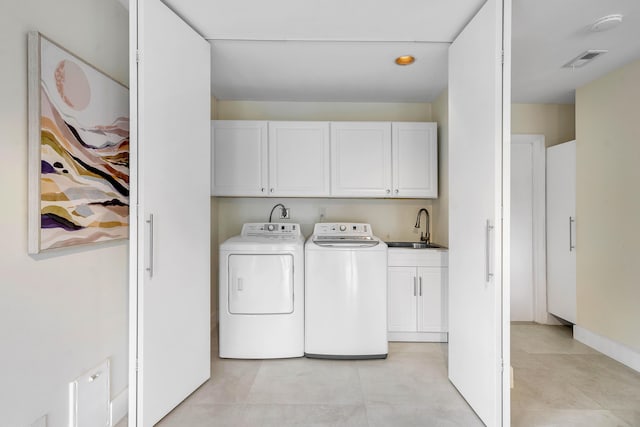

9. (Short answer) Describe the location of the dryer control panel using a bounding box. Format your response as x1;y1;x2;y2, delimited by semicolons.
241;223;301;238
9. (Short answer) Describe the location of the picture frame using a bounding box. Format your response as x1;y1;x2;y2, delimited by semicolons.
27;32;130;253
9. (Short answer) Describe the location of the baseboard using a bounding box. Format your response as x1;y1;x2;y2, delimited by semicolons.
574;325;640;373
388;331;448;342
110;388;128;427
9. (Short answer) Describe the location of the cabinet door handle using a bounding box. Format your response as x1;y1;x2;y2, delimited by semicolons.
486;219;494;282
261;187;265;193
270;188;274;193
569;216;575;252
395;189;399;194
386;189;391;194
146;214;154;278
419;276;423;296
413;276;417;296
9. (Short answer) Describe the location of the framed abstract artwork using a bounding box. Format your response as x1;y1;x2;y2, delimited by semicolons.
27;32;129;253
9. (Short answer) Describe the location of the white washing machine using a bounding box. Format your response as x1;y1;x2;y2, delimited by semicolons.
219;223;304;359
305;223;388;359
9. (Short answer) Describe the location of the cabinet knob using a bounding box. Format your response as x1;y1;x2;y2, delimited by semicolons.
261;188;265;193
386;189;390;194
270;188;274;193
395;189;399;194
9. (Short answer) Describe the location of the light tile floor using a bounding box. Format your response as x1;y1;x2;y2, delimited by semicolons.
154;333;482;427
511;323;640;427
117;324;640;426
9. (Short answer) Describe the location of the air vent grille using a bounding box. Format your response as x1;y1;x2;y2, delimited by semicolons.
563;50;608;68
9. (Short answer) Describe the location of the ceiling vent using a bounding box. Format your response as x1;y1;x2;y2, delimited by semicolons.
563;50;608;68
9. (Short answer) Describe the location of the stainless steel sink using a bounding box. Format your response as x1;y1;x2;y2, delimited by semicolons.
386;241;443;249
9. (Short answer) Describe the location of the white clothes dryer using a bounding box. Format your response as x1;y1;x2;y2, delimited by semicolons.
305;223;388;359
219;223;304;359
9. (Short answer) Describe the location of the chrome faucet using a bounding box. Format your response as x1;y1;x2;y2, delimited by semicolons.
414;208;430;243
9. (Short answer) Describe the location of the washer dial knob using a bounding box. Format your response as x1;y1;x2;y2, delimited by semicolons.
339;225;347;231
267;224;275;231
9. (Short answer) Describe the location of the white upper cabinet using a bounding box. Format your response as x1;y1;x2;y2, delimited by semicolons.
212;120;268;196
331;122;392;197
213;120;438;198
268;121;330;197
213;120;329;197
331;122;438;198
392;122;438;198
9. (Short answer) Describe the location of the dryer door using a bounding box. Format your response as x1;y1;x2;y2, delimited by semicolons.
228;254;294;314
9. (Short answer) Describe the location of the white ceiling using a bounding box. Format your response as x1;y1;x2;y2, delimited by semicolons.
158;0;640;104
210;41;449;102
512;0;640;103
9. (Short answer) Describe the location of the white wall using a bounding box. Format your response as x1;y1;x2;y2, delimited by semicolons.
575;59;640;352
0;1;129;426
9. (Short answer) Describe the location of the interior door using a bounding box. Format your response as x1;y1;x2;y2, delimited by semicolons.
546;140;576;323
510;141;534;321
129;1;211;425
448;0;510;425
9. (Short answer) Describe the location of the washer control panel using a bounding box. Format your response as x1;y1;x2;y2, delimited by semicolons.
242;223;301;237
312;223;372;237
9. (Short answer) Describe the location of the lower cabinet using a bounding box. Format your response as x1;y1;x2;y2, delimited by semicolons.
387;249;448;342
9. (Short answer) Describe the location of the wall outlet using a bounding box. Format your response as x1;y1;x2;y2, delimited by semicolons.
280;208;290;219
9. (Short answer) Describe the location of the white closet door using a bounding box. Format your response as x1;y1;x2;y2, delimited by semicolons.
130;0;211;425
448;0;510;425
546;140;576;323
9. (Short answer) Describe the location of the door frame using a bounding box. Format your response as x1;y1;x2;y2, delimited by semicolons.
511;134;558;325
511;134;560;325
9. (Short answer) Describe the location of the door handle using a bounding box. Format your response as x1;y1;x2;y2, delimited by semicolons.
146;214;154;278
569;216;575;252
419;276;423;296
486;219;494;282
237;277;243;291
413;276;417;296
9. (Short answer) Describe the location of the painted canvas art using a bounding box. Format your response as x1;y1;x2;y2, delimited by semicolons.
28;33;129;253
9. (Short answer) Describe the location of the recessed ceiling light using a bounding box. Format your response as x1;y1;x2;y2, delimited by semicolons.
395;55;415;66
590;14;623;32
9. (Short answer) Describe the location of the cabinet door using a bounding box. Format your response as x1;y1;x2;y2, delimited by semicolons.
388;267;418;332
546;140;576;323
417;267;447;332
392;122;438;198
268;121;330;196
212;120;268;196
331;122;392;197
